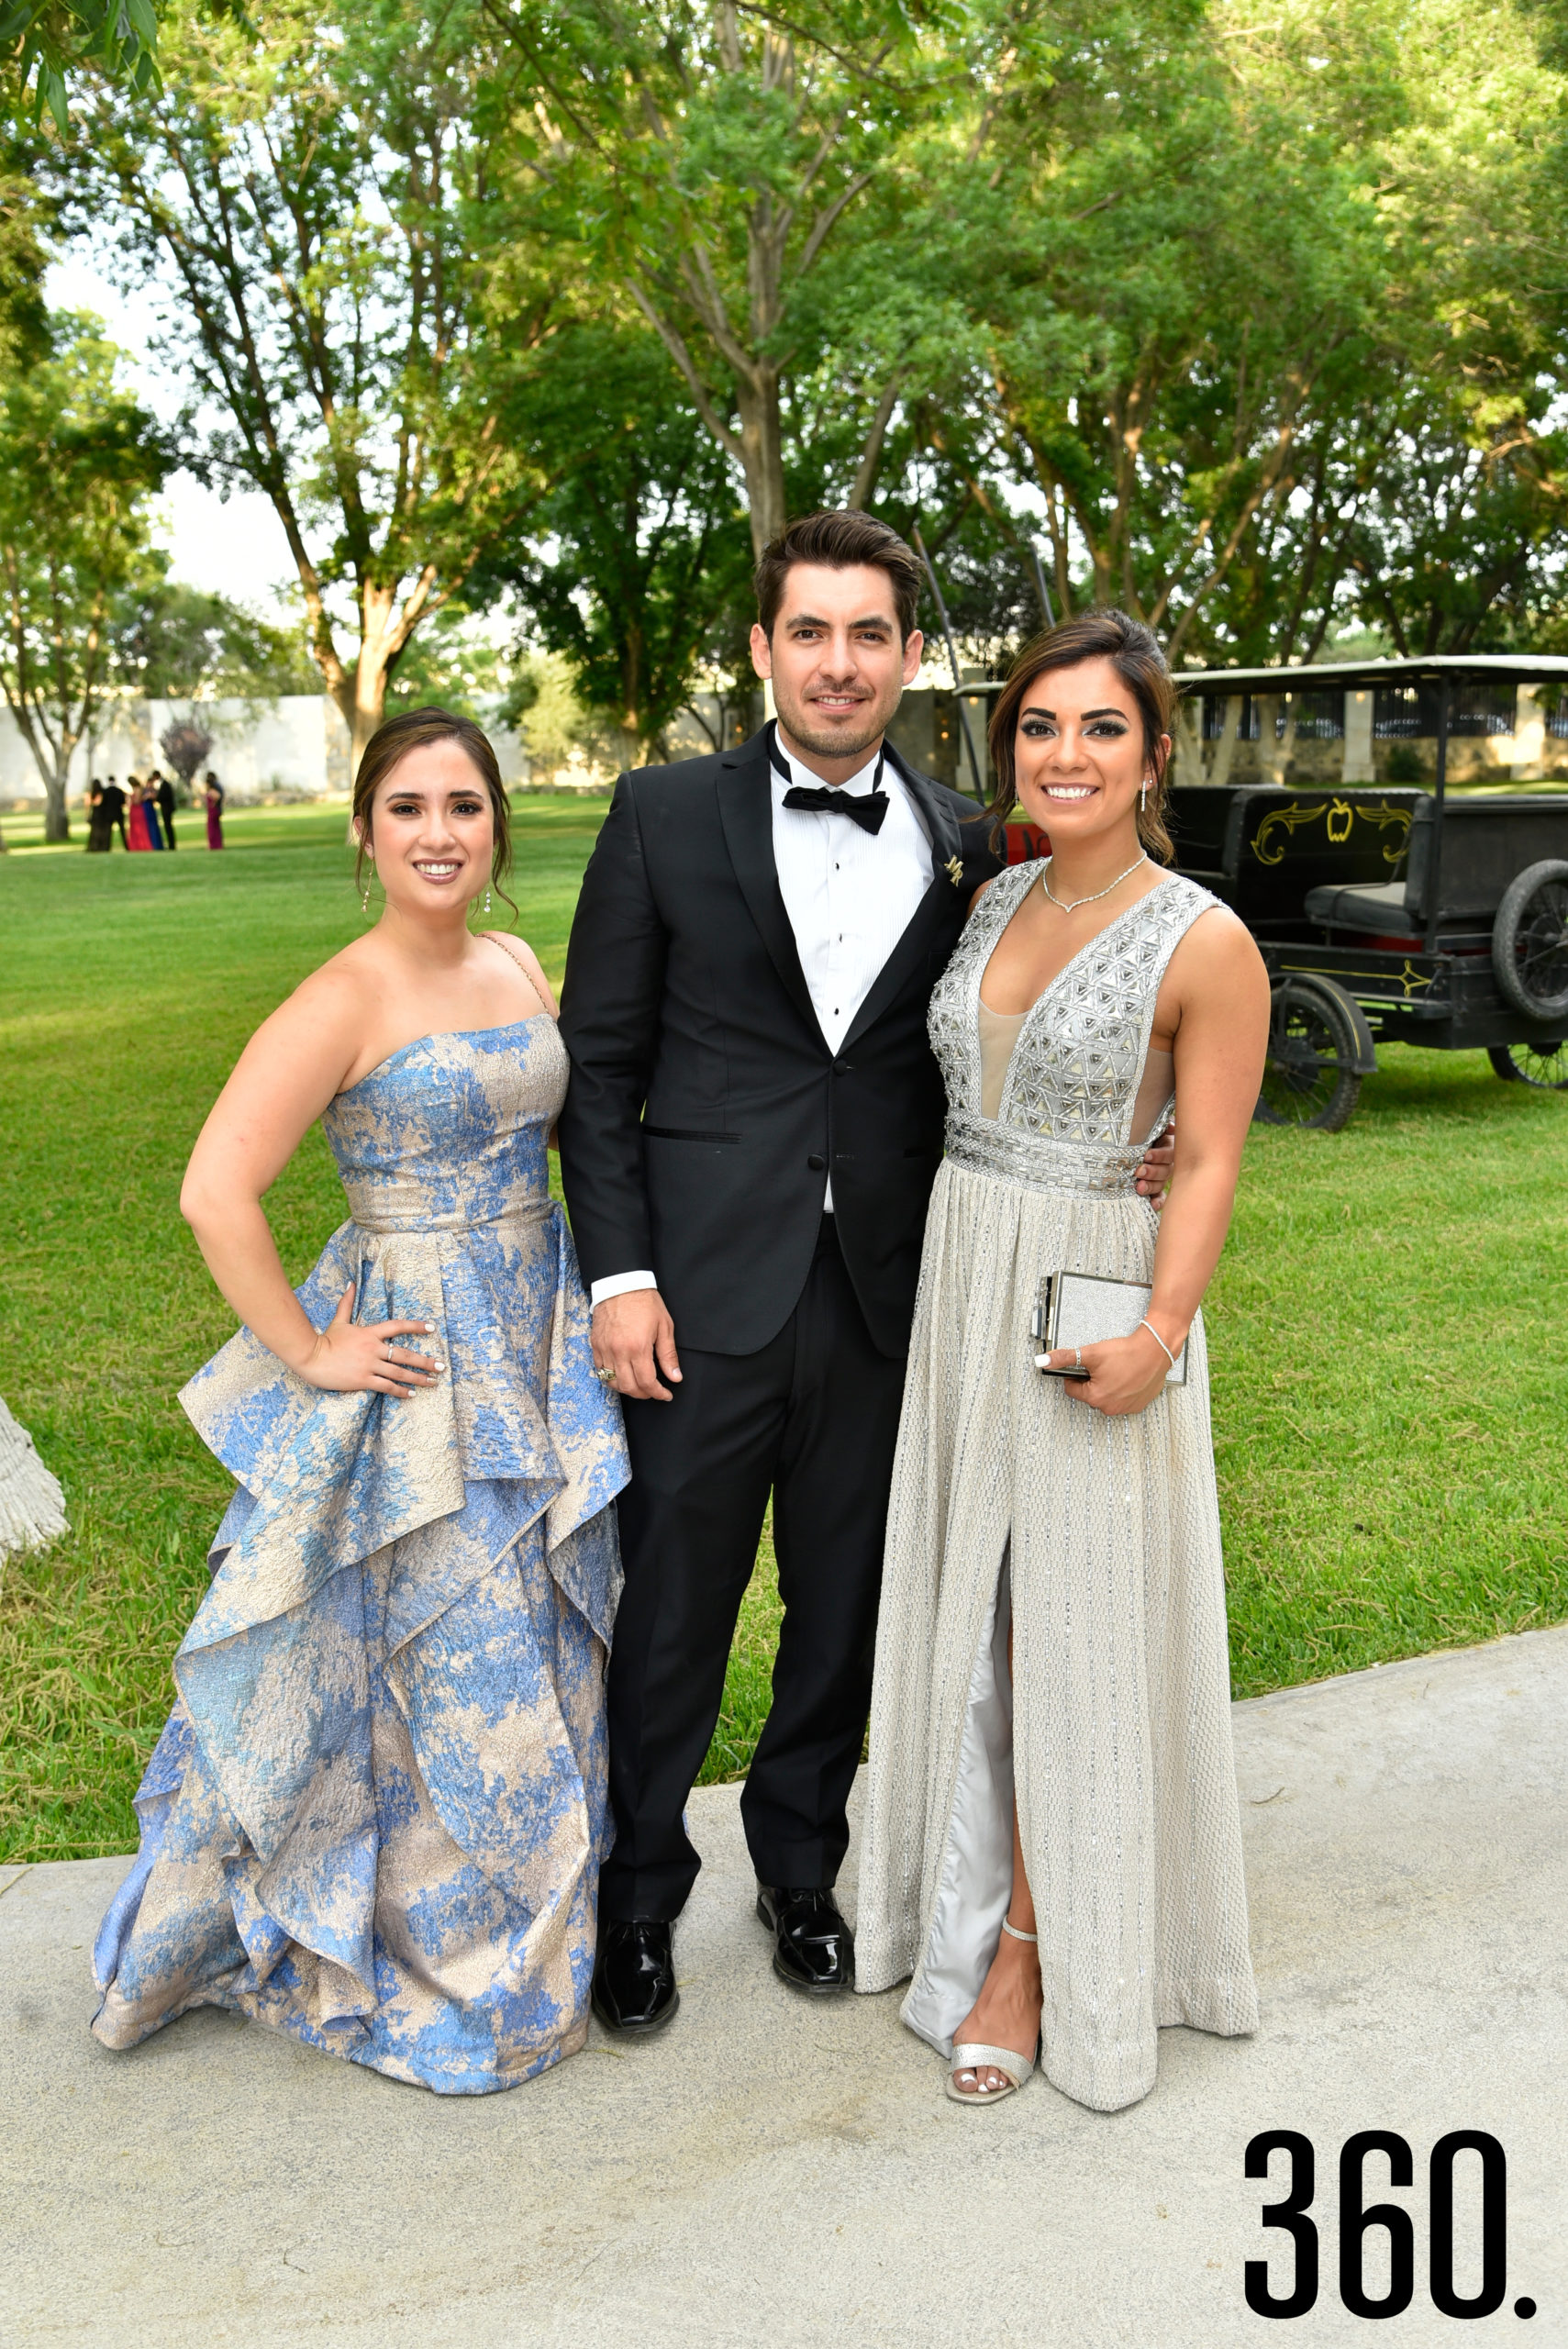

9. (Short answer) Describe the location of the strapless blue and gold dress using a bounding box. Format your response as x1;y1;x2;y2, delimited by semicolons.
92;1020;629;2093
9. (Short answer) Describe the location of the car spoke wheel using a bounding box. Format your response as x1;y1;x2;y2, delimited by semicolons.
1254;978;1364;1131
1492;860;1568;1020
1488;1039;1568;1089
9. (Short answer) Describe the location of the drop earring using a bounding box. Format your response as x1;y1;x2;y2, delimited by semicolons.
1140;776;1149;812
361;859;373;916
484;885;492;915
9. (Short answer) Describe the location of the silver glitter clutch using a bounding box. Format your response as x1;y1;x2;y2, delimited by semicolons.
1030;1270;1187;1385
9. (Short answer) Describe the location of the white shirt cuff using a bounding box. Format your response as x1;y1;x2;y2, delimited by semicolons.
589;1270;659;1308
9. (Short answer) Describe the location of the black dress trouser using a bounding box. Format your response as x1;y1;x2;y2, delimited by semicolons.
599;1217;907;1922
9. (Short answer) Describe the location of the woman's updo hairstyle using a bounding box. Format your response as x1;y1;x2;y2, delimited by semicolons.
352;706;517;920
981;608;1177;863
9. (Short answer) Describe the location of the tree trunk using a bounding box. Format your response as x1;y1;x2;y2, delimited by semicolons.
1255;693;1300;786
42;770;70;842
736;364;788;557
9;710;73;840
344;584;400;780
1207;697;1242;789
1172;695;1206;786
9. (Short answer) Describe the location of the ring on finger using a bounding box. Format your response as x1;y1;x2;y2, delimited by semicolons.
1073;1346;1083;1370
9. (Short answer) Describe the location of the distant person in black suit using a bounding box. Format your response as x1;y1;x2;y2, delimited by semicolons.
85;781;110;852
154;769;177;850
100;777;128;850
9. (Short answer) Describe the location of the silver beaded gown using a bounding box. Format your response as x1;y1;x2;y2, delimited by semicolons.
856;863;1259;2113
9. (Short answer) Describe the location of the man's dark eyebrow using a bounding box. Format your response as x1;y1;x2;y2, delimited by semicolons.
1019;703;1130;720
785;610;895;632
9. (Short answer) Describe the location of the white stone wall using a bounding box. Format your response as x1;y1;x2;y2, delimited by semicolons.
0;696;533;807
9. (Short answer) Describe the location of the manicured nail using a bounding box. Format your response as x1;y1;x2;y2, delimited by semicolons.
424;1323;436;1333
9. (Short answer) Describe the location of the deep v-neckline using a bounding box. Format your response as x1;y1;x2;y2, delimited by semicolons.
978;866;1178;1020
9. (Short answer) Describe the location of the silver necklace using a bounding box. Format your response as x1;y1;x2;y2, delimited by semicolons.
1040;851;1148;913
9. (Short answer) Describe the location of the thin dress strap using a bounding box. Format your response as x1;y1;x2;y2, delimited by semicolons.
480;930;553;1019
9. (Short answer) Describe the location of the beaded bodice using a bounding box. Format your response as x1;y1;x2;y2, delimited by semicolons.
929;863;1218;1152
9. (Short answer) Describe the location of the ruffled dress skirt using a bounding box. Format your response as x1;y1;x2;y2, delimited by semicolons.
92;1022;629;2093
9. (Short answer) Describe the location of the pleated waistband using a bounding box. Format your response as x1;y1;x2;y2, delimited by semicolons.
944;1110;1144;1197
343;1197;560;1237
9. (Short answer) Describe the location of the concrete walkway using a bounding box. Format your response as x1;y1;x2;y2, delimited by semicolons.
4;1629;1566;2349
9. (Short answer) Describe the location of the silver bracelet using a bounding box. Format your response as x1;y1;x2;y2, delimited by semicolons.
1140;1316;1178;1371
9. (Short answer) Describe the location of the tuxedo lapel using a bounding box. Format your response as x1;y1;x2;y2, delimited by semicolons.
840;751;980;1055
717;731;828;1053
899;756;971;882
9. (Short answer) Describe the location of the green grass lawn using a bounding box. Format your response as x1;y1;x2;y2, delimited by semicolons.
1;799;1564;1862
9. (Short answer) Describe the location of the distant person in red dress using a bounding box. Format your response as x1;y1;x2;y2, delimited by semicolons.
127;776;153;852
205;771;224;851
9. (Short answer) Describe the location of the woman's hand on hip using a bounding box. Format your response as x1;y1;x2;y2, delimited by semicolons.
1043;1325;1174;1417
294;1286;446;1397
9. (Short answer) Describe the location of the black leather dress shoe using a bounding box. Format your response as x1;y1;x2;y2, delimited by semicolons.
592;1920;679;2034
755;1884;856;1996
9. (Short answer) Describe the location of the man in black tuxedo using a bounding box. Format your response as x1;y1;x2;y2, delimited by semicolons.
154;769;178;849
558;511;1167;2035
558;508;998;2032
100;776;128;850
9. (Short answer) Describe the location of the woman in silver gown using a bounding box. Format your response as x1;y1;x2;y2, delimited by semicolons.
857;612;1271;2113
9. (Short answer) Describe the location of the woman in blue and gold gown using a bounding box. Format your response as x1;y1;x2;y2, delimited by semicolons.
93;707;628;2093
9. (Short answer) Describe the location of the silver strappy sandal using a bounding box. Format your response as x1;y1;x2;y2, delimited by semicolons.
945;1920;1040;2106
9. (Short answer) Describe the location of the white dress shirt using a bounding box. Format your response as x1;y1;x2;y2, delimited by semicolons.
589;732;934;1306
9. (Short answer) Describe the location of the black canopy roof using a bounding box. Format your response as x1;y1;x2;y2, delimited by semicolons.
953;653;1568;694
1173;653;1568;694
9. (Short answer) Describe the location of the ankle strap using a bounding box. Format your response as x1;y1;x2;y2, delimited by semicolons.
999;1918;1038;1944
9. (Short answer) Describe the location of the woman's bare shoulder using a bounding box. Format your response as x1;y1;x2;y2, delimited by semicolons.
1168;896;1268;994
246;940;381;1061
479;930;559;1018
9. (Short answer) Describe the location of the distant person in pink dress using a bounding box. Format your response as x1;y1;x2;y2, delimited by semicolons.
205;772;224;850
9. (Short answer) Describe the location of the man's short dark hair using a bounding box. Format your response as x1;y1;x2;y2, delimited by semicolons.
754;510;924;643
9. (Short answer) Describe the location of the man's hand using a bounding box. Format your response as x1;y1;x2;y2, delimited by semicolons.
1136;1122;1175;1203
592;1289;682;1402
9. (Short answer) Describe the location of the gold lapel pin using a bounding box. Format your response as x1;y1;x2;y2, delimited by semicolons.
945;854;964;886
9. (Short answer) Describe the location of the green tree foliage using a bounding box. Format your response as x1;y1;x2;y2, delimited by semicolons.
111;574;321;697
4;0;158;133
483;2;1039;552
380;603;502;720
74;0;557;769
39;0;1568;714
480;325;754;761
0;136;46;367
1339;0;1568;651
0;312;167;839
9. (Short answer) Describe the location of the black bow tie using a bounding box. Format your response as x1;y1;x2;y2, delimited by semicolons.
781;784;889;834
770;721;890;834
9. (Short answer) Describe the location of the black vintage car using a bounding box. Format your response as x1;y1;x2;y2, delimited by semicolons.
1166;654;1568;1129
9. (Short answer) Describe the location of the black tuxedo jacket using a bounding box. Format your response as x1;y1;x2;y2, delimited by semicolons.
556;726;1000;1360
